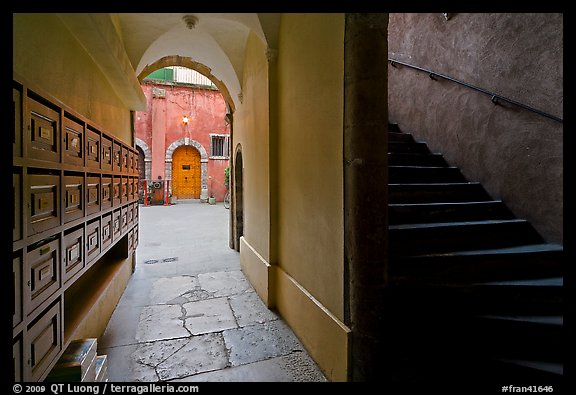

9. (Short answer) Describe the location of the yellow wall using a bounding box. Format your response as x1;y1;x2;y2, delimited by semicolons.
234;32;274;301
277;13;345;323
276;13;348;380
12;13;132;142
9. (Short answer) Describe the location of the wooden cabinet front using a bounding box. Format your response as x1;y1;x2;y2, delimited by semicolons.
86;219;101;265
26;237;60;315
86;176;101;216
28;97;60;163
63;227;84;284
28;174;60;236
63;116;84;166
27;301;62;381
64;174;83;223
14;254;23;328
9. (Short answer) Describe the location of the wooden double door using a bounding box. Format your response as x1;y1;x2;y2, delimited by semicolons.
172;145;201;199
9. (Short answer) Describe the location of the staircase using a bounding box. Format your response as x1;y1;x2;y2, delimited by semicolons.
385;124;564;390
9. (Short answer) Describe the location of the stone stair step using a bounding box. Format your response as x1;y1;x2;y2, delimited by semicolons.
389;201;515;225
389;141;431;154
389;165;467;184
388;152;448;167
389;182;492;203
388;132;415;143
389;219;544;255
391;244;564;283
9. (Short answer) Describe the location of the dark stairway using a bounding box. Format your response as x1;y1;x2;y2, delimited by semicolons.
385;123;564;391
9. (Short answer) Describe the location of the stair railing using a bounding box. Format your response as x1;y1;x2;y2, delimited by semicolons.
388;59;563;124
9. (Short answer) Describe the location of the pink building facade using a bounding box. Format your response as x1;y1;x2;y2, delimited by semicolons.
135;81;230;202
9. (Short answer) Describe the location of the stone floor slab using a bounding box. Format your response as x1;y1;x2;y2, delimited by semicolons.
198;270;251;297
135;305;189;342
99;305;144;349
170;351;327;382
156;333;229;381
150;276;198;305
99;344;158;382
223;320;304;367
183;297;237;335
229;291;279;327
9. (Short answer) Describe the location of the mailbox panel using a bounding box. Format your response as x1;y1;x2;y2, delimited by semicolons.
63;174;83;223
63;227;83;283
14;85;22;158
101;213;112;250
113;142;121;173
121;206;128;235
63;116;83;166
28;174;60;236
112;176;121;207
85;128;100;169
101;176;112;210
86;219;101;265
13;253;23;328
14;172;22;242
27;301;62;381
101;135;113;171
112;209;121;240
28;97;60;163
26;237;60;314
85;176;100;216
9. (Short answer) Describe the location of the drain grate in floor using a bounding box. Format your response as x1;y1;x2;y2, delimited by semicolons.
144;257;178;265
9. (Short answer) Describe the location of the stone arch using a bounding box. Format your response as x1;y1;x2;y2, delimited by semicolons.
165;137;209;201
135;137;152;181
138;56;236;113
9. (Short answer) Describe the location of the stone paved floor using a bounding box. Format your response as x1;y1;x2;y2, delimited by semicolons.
98;200;327;382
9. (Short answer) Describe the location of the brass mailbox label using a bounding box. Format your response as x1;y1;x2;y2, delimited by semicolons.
89;233;97;247
68;244;79;262
38;195;51;210
39;126;52;140
39;264;52;281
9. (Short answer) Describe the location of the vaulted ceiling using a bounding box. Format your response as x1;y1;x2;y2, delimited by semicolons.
58;13;280;111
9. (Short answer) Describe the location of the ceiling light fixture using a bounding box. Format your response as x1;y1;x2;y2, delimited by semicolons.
182;15;198;30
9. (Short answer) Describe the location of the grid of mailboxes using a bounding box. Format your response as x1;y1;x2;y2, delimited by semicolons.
13;76;139;382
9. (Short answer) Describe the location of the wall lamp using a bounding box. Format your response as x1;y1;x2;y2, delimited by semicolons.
182;115;189;125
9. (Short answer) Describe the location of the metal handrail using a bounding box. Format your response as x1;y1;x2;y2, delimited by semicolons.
389;59;563;124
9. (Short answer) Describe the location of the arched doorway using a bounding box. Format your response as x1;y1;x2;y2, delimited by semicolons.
234;147;244;251
172;145;201;199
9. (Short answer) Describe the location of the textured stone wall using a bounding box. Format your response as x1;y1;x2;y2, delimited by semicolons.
388;13;563;243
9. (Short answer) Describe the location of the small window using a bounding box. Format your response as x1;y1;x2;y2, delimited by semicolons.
182;164;190;170
210;134;229;159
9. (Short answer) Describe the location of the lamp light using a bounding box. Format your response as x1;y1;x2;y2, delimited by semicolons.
182;115;189;125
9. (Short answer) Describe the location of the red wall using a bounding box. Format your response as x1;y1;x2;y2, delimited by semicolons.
135;82;230;201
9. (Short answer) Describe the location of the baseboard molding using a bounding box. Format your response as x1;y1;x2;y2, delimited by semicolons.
275;268;351;382
239;236;350;381
239;236;275;306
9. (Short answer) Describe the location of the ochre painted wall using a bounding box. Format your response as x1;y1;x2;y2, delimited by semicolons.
234;32;271;261
277;13;345;326
276;13;349;381
134;82;230;201
12;13;132;143
388;13;563;243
